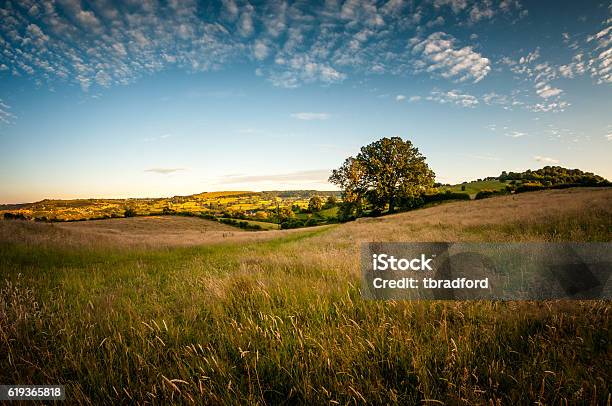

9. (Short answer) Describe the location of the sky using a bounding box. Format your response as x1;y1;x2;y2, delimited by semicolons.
0;0;611;203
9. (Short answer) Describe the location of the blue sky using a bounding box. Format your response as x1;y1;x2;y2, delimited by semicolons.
0;0;611;203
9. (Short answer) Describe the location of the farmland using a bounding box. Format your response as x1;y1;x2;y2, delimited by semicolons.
1;187;610;404
0;190;340;224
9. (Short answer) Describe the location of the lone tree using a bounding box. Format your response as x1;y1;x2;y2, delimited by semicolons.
329;137;434;214
308;196;323;212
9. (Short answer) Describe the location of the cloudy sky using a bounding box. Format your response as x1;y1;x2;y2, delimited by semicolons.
0;0;610;202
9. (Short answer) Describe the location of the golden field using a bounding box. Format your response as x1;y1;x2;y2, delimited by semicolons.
0;187;610;404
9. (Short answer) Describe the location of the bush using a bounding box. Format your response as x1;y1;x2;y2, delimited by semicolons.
280;219;305;229
423;192;470;203
324;196;337;209
305;218;319;227
474;189;507;199
515;183;547;193
218;218;263;231
124;207;137;217
3;212;28;220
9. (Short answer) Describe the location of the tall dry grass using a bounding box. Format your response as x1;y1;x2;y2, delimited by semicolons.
0;188;610;404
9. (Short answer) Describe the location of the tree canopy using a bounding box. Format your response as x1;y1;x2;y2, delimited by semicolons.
499;166;609;186
329;137;435;214
308;196;323;212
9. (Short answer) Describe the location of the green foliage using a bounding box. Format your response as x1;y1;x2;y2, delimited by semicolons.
308;196;323;212
304;218;319;227
280;218;304;229
337;200;362;222
439;180;508;196
324;195;337;208
123;207;137;217
277;206;294;222
514;183;547;193
329;137;435;213
499;166;609;186
475;189;508;200
218;218;263;231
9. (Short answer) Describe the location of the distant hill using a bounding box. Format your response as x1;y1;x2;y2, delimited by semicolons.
0;190;341;223
499;166;609;186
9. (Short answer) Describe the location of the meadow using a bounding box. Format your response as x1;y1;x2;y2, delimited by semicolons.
1;188;611;404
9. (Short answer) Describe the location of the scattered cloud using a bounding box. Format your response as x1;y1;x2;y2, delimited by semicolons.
144;168;184;174
535;83;563;99
411;32;491;83
0;1;528;92
408;95;422;102
395;94;406;101
253;40;270;61
290;112;330;120
606;132;612;141
533;155;559;164
426;89;479;108
0;99;16;124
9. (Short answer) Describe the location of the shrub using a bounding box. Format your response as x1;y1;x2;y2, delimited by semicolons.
515;183;547;193
124;207;137;217
305;218;319;227
280;219;305;229
3;212;28;220
475;189;498;199
423;192;470;203
324;196;337;208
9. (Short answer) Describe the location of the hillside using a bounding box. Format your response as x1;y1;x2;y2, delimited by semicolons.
0;188;610;404
2;188;610;247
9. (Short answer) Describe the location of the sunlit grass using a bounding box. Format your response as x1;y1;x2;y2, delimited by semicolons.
1;189;610;404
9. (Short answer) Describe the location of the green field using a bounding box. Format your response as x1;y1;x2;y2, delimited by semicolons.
438;180;508;197
223;218;281;230
1;188;611;404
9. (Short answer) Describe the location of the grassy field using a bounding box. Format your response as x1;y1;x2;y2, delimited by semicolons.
222;218;281;230
438;180;508;197
0;188;610;404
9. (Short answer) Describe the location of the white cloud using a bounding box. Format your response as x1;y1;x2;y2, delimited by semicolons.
426;89;479;108
238;6;254;37
533;155;559;164
469;3;495;23
411;32;491;83
433;0;468;14
253;40;269;61
290;112;330;120
408;95;422;102
527;101;570;113
395;94;406;101
221;0;239;19
0;0;527;92
606;132;612;141
536;84;563;99
0;99;16;125
506;131;526;138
